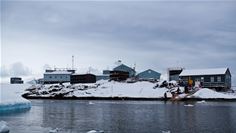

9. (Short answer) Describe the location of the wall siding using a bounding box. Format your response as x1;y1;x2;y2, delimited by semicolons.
44;74;71;82
137;69;161;79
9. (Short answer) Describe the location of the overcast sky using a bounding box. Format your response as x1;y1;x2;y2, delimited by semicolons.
1;0;236;84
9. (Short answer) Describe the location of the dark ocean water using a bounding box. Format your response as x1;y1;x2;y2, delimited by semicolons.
0;100;236;133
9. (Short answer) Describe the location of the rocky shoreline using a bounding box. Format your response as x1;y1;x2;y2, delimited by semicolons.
22;95;236;101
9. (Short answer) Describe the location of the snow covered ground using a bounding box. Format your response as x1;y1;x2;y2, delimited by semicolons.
0;84;31;113
23;80;236;100
24;80;172;98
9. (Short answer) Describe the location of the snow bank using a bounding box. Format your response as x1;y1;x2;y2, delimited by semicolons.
192;88;236;99
0;84;31;113
0;121;9;133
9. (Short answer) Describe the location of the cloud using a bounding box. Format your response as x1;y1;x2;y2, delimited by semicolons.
0;62;31;77
1;1;236;85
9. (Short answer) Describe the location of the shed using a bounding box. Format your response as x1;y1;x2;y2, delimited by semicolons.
179;68;231;91
10;77;24;84
137;69;161;81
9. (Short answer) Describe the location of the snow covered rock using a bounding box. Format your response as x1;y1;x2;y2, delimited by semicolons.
0;121;10;133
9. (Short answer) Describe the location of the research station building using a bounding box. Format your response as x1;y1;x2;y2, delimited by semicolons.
179;68;231;91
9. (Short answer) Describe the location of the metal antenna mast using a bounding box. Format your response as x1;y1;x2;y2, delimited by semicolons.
72;55;74;69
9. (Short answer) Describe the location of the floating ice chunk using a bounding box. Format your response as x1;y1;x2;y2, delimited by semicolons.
88;101;94;105
184;104;194;107
162;130;171;133
197;100;206;104
49;128;60;133
87;130;104;133
87;130;97;133
0;121;10;133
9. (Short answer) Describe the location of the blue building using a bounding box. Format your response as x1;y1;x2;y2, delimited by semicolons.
113;64;136;77
137;69;161;81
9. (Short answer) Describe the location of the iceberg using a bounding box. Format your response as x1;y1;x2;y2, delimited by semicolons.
0;84;31;113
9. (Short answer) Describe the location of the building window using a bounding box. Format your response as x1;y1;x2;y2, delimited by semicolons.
210;77;214;82
217;76;221;82
49;76;52;79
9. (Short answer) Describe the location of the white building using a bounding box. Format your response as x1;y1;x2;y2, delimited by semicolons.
43;69;74;84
